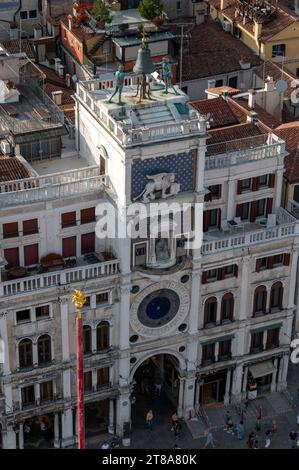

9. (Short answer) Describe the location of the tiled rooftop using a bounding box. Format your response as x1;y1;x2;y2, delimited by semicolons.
0;39;35;60
0;155;32;182
275;121;299;182
179;19;261;82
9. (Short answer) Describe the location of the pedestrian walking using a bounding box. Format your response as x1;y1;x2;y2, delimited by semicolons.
154;375;162;396
289;431;297;448
146;410;154;430
255;418;261;432
253;438;259;449
173;421;182;440
203;429;216;449
171;411;178;429
235;421;245;440
271;420;277;434
247;432;255;449
264;430;271;448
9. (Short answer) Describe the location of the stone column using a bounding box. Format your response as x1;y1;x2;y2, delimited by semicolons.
60;299;70;361
18;423;24;449
242;365;248;397
196;145;206;193
274;168;284;209
214;342;220;362
288;249;299;309
271;357;278;392
262;330;268;351
108;399;115;435
195;379;201;408
231;364;243;404
182;374;196;419
2;426;16;449
0;312;10;375
189;271;200;335
61;408;74;447
119;283;131;351
239;257;250;320
277;354;289;391
116;390;131;444
92;327;97;353
224;369;232;405
177;377;185;418
227;179;236;221
54;413;61;448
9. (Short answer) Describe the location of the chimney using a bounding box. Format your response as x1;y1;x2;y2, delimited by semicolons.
247;110;259;124
295;0;299;15
265;76;275;92
65;74;71;88
54;58;61;73
9;24;19;40
57;64;65;78
248;89;256;109
111;1;121;11
220;0;227;10
34;25;42;39
254;21;262;41
68;14;73;31
52;90;63;106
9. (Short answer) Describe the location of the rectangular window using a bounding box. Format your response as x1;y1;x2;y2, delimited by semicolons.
266;328;280;349
202;343;215;363
260;257;268;270
29;10;37;19
97;367;109;388
21;385;35;406
259;174;268;187
4;247;19;268
240;202;250;220
62;236;76;258
224;265;234;278
205;184;222;201
219;340;232;358
61;212;76;228
241;178;251;192
206;269;217;282
23;219;38;236
16;309;31;323
3;222;18;238
80;207;96;224
36;305;50;319
40;381;53;402
81;232;95;255
256;199;266;218
215;79;224;87
251;332;264;352
24;244;39;266
273;254;283;266
20;11;28;20
96;292;109;305
84;371;93;392
228;76;238;88
272;44;286;57
209;209;219;227
255;290;266;314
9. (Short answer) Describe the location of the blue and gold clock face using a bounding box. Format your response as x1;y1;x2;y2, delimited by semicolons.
137;289;180;328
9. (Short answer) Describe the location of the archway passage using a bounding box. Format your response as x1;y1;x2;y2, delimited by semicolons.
23;413;54;449
131;354;181;443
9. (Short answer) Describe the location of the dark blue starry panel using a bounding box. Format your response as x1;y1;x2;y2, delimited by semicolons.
131;151;196;200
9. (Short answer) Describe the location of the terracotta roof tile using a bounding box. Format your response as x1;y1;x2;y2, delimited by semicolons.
254;61;299;98
0;156;31;182
178;20;261;82
275;121;299;182
1;39;35;59
191;97;240;128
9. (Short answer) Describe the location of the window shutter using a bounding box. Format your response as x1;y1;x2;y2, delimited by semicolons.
256;259;261;272
217;208;222;229
62;236;76;258
81;207;95;224
236;204;242;218
283;253;291;266
237;180;242;194
202;272;207;284
23;219;38;235
61;212;76;228
268;174;275;188
24;244;39;266
3;222;18;238
4;247;19;268
81;232;95;254
234;264;238;277
203;211;209;232
266;198;273;215
252;177;260;192
267;256;274;269
250;201;257;222
217;268;224;281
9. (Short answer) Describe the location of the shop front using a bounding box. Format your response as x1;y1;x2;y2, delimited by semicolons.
199;369;227;405
247;360;276;399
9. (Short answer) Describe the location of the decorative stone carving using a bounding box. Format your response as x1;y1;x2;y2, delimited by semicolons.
133;172;180;203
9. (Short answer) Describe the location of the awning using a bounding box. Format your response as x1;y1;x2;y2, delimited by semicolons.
249;360;275;379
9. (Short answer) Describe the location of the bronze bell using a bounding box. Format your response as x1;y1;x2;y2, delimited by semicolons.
133;43;156;76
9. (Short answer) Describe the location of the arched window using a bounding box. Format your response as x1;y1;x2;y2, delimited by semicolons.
96;321;110;351
19;339;33;369
204;297;217;326
221;293;234;322
38;335;51;365
83;325;92;354
270;282;283;311
253;285;267;316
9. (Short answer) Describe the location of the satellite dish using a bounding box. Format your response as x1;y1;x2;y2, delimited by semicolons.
276;80;288;94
